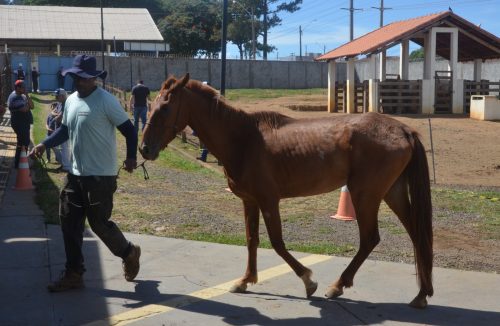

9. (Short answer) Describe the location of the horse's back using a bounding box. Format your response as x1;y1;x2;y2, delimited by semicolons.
235;112;417;199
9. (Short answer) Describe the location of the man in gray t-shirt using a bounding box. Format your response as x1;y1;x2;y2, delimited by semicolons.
30;55;141;292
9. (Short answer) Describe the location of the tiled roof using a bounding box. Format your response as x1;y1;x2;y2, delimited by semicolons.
317;11;500;62
0;5;163;41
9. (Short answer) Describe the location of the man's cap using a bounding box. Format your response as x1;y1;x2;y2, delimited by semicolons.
63;54;107;79
14;80;25;87
54;88;67;96
18;63;22;67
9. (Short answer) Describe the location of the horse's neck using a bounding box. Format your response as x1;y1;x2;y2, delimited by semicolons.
187;92;246;164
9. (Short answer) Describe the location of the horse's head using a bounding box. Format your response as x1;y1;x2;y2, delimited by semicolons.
140;73;190;160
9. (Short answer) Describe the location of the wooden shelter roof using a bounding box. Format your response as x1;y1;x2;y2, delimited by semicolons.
316;11;500;62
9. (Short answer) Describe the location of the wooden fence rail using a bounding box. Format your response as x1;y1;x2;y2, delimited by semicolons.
463;80;500;113
379;80;422;114
334;81;367;113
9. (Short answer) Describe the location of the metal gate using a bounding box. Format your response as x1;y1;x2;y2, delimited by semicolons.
434;70;453;114
38;56;74;92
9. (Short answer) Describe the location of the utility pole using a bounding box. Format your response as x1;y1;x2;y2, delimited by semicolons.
251;6;256;60
341;0;362;41
372;0;391;81
299;25;303;61
263;0;268;60
220;0;228;95
100;0;105;88
372;0;391;27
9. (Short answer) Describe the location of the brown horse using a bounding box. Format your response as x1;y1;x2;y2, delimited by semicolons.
140;74;433;309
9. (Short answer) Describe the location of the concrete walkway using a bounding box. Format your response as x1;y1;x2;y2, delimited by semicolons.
0;145;499;325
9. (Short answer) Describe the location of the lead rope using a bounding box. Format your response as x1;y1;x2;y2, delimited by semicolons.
117;160;149;180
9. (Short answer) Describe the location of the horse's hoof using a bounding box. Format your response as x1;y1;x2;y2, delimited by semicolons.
325;286;343;299
305;281;318;298
229;282;247;293
409;295;428;309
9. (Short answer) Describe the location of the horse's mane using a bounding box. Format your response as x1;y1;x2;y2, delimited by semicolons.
185;79;292;130
160;76;178;92
161;76;292;130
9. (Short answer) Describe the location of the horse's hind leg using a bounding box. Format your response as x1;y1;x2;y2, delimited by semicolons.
384;176;428;309
230;200;260;293
326;191;381;299
260;199;318;297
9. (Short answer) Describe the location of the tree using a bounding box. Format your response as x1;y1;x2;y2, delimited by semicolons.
158;0;221;57
261;0;302;60
410;47;424;59
228;0;262;60
228;18;254;59
227;0;300;60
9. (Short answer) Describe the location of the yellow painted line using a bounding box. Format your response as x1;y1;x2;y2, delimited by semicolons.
86;254;331;326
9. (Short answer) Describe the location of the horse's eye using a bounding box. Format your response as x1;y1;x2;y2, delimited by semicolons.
160;105;169;115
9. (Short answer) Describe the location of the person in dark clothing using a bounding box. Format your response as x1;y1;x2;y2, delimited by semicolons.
7;80;34;168
57;66;65;88
16;63;25;80
129;80;151;134
31;67;40;93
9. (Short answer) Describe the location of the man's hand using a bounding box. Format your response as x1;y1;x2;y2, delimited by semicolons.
123;158;137;173
29;143;46;159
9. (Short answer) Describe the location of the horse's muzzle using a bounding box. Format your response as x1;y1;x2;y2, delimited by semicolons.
139;144;157;160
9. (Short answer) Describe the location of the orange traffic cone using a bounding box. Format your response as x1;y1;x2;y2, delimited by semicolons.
14;147;34;190
331;185;356;221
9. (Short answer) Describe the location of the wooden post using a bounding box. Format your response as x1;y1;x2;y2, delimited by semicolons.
346;58;355;114
327;60;337;113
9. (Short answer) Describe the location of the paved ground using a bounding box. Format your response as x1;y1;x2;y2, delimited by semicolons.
1;121;499;325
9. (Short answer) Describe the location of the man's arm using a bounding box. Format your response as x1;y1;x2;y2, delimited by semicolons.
43;124;69;148
128;94;135;112
30;125;69;159
24;90;34;111
117;120;137;172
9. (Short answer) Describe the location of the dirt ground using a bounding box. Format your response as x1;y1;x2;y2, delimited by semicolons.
230;94;500;189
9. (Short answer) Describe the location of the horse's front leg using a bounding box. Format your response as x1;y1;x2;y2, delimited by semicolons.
261;199;318;298
230;200;260;293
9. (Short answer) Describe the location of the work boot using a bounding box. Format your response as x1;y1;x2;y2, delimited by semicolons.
47;270;84;293
123;244;141;282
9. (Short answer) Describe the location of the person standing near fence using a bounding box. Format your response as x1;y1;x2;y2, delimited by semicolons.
16;63;25;81
57;66;65;88
51;88;71;172
7;80;34;168
29;55;140;292
31;67;40;93
129;80;151;135
45;103;57;163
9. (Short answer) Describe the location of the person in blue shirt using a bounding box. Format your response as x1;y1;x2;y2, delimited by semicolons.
7;80;34;168
45;107;57;162
30;55;141;292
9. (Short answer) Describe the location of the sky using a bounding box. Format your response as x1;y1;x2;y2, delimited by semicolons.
226;0;500;60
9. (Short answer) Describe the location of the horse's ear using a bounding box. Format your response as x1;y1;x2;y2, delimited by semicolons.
180;73;190;87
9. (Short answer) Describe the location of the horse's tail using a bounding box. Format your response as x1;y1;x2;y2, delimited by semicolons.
407;133;433;297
